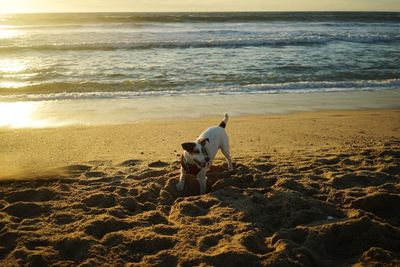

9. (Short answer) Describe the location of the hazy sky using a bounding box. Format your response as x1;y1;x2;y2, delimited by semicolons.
1;0;400;13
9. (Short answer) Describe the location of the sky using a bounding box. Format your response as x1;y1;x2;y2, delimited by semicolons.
0;0;399;13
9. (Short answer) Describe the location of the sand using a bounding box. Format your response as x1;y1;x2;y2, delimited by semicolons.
2;88;400;128
0;109;399;266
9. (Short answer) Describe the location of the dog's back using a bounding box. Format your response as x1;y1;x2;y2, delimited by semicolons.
197;113;230;163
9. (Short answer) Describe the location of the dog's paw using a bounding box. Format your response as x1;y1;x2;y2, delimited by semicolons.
176;182;184;192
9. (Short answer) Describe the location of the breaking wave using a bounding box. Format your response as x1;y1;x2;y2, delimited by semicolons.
1;79;399;101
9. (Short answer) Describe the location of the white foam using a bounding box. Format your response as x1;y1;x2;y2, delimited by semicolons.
1;79;399;102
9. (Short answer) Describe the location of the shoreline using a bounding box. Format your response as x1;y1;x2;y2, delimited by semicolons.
1;89;400;128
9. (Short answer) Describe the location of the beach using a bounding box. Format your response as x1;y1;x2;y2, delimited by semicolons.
1;108;399;266
1;11;400;266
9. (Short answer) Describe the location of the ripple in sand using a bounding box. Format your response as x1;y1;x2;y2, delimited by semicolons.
0;231;18;260
61;164;92;176
84;216;132;239
5;188;58;203
55;237;92;262
85;171;106;178
0;140;399;266
2;202;50;218
148;160;169;168
83;193;116;208
119;159;141;167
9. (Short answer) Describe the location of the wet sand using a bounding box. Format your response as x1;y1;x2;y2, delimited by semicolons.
1;88;400;128
0;109;399;266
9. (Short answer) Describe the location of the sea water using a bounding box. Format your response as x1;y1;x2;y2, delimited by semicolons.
0;12;399;126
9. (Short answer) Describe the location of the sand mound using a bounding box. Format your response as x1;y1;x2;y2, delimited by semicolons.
83;215;133;239
5;188;58;203
0;141;399;266
2;202;50;218
83;193;117;208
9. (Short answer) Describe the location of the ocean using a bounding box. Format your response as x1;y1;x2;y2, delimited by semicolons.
0;12;399;127
0;12;399;101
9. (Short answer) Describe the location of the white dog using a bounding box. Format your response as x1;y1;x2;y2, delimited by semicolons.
176;113;233;194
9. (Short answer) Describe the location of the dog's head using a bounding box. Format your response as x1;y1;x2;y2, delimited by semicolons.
181;138;210;168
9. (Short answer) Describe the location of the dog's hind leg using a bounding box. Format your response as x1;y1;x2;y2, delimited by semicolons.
220;139;233;171
197;169;207;194
176;167;186;191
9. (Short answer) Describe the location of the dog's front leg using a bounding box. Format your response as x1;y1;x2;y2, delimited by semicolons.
197;169;207;195
176;167;186;191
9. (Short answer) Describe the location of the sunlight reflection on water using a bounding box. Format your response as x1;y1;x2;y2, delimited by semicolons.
0;59;27;73
0;58;31;88
0;27;21;39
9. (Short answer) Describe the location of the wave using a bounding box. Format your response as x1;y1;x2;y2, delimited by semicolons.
2;12;400;25
1;79;399;101
1;34;399;52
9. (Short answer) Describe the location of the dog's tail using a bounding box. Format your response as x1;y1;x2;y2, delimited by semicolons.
219;113;229;128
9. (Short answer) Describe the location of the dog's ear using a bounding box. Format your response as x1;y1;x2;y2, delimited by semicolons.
198;138;209;146
182;142;196;153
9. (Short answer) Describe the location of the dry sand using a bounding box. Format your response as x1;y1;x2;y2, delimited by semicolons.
0;109;399;266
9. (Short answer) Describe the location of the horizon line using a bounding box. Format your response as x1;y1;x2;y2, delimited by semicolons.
1;10;400;15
